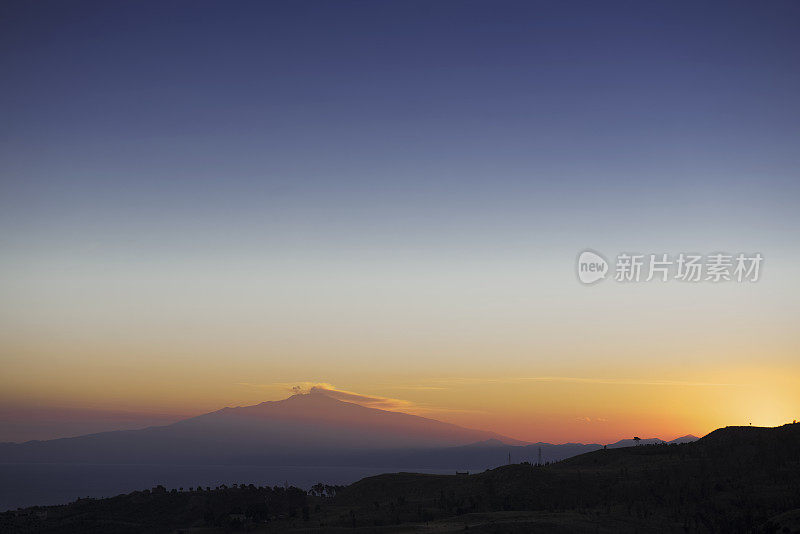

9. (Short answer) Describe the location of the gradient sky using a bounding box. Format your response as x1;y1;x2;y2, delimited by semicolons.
1;0;799;444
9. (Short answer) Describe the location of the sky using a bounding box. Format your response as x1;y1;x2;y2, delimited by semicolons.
1;0;799;444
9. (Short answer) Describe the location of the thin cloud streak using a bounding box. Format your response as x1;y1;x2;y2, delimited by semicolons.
237;381;417;411
236;381;485;415
310;384;416;412
418;376;741;388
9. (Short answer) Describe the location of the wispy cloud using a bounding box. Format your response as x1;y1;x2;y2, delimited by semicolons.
310;384;417;412
303;384;487;415
576;416;609;423
236;381;485;415
387;385;449;391
520;377;738;387
417;376;739;388
236;381;416;411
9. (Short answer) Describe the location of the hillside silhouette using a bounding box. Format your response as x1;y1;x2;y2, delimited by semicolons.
0;392;697;512
4;423;798;533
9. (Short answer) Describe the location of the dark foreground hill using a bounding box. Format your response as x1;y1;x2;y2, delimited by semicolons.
3;424;798;533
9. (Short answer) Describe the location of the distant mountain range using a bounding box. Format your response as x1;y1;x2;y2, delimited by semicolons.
0;391;697;468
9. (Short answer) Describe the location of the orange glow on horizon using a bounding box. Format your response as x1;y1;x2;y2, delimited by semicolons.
3;362;797;444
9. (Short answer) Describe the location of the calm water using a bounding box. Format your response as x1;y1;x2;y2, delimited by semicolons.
0;463;451;511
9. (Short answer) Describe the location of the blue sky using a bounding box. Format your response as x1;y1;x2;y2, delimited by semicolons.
1;1;799;442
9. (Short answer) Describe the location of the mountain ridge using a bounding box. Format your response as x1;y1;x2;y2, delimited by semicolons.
0;392;527;463
1;392;697;450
